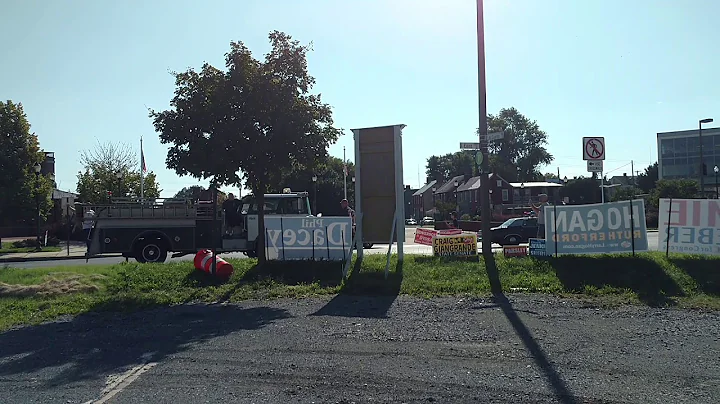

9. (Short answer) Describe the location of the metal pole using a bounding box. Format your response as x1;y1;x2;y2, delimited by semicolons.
630;161;635;257
600;170;605;204
699;121;704;197
66;198;70;256
715;171;719;199
343;146;347;200
665;198;672;257
476;0;500;294
35;172;41;251
211;185;217;275
140;137;145;200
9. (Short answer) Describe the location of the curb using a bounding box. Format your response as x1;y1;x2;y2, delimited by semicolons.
0;254;122;264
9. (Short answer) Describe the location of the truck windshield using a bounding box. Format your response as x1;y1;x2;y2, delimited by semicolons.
242;197;309;215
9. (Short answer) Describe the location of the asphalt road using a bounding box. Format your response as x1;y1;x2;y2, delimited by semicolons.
3;228;660;269
1;295;717;403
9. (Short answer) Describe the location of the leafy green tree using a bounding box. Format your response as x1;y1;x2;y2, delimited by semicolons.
0;101;53;227
637;162;659;193
274;156;355;215
76;141;160;203
425;108;553;184
425;151;475;184
173;185;207;200
151;31;342;264
648;179;698;208
561;176;601;204
610;186;643;202
483;107;553;181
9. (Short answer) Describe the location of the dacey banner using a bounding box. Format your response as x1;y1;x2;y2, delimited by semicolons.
263;216;353;261
658;198;720;256
544;200;648;255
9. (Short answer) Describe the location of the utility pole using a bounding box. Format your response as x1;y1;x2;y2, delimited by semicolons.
343;146;347;200
476;0;500;294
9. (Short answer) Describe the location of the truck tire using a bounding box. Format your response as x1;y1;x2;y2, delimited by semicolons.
363;243;373;249
135;240;168;263
245;249;257;258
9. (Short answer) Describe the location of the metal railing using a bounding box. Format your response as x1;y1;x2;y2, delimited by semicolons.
79;197;220;220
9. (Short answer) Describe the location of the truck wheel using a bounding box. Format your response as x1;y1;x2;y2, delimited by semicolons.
363;243;373;249
246;249;257;258
135;241;168;263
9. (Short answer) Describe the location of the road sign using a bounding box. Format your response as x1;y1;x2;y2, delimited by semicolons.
587;160;603;173
487;131;504;142
460;142;480;150
583;137;605;160
475;151;484;166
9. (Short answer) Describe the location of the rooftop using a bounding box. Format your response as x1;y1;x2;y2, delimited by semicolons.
508;181;564;188
413;180;437;196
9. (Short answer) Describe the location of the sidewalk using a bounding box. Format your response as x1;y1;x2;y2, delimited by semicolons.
0;242;90;263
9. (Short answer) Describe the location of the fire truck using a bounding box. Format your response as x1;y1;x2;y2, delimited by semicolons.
77;189;318;263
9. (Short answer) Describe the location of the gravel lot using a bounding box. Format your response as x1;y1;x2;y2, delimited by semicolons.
1;294;718;403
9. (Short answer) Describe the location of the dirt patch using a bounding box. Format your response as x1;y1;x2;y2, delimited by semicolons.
0;274;106;297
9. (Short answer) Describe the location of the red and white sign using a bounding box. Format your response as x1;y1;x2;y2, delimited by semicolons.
583;137;605;161
503;245;528;258
414;228;437;246
658;198;720;256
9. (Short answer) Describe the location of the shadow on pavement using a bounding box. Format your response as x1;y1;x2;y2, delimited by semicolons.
550;254;684;306
493;293;578;404
311;260;403;319
669;256;720;296
0;304;290;386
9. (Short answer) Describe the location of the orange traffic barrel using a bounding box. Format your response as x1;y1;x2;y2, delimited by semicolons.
193;249;234;279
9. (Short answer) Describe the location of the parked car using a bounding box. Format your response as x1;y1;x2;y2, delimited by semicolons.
489;217;539;246
421;216;434;225
406;218;417;225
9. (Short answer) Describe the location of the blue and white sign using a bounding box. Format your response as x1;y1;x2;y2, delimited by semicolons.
658;198;720;255
528;238;549;257
263;216;354;261
544;200;648;255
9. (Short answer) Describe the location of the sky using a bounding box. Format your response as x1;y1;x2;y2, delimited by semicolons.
3;0;720;197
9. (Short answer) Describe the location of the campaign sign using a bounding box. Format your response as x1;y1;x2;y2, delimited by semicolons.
432;232;478;257
503;245;528;258
528;238;549;257
263;216;353;261
414;228;437;246
544;200;648;255
658;198;720;256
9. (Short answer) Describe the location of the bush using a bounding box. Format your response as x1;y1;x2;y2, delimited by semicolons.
460;214;471;221
10;237;61;248
646;210;658;229
472;215;481;221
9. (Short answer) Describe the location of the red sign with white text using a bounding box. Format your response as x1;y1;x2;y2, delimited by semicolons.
414;228;437;246
659;198;720;256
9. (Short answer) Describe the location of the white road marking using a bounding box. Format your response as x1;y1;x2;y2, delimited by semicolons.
83;362;157;404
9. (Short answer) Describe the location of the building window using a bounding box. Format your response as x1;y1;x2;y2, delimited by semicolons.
496;180;502;187
502;189;509;202
673;138;688;158
661;139;674;158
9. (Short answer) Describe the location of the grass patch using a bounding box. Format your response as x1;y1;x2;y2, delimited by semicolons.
0;252;718;331
0;242;61;254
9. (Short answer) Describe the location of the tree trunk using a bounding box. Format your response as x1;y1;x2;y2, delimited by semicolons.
255;185;267;266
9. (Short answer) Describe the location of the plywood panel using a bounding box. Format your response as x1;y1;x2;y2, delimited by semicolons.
356;126;399;243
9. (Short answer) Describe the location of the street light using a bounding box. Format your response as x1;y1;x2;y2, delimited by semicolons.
116;172;123;198
699;118;713;197
33;163;42;251
714;165;719;199
311;174;318;214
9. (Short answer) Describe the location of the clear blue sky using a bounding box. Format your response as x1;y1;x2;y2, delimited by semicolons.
3;0;719;197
